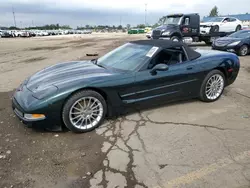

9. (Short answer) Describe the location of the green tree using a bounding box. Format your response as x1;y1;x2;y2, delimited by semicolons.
117;25;123;29
152;23;160;28
9;26;20;30
126;24;131;29
209;6;219;17
137;24;145;28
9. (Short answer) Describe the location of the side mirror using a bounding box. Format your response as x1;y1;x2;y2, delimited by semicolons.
150;64;169;75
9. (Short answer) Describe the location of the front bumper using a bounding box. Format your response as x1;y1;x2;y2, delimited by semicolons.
12;98;45;123
212;44;240;53
12;86;63;131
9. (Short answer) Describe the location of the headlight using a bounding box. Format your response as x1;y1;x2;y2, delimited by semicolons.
32;85;58;100
228;41;241;46
162;31;170;36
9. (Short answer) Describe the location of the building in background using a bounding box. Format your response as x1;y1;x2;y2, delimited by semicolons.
203;14;250;26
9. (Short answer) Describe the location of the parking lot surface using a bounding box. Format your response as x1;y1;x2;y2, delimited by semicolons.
0;33;249;188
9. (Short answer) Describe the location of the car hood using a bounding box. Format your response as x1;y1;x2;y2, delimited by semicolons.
26;61;114;92
200;22;219;26
215;37;242;46
195;49;233;57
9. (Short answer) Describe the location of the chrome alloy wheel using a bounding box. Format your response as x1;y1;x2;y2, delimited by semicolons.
205;74;224;100
241;46;248;56
69;97;103;130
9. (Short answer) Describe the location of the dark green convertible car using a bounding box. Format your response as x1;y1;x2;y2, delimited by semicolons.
12;40;240;133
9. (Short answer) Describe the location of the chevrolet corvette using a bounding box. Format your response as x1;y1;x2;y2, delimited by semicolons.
12;40;240;133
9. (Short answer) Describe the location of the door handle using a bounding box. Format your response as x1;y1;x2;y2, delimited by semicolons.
186;66;193;70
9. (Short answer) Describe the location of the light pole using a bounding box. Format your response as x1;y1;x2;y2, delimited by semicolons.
145;3;147;26
12;6;16;27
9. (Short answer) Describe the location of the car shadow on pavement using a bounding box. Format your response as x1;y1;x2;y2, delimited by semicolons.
116;98;198;118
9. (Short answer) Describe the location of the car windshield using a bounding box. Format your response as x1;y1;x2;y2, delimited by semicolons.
97;43;154;71
229;30;250;38
164;16;182;25
206;17;224;22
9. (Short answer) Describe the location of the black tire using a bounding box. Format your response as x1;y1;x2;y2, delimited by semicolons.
170;35;181;42
237;45;249;56
213;25;219;32
204;40;212;45
235;25;241;31
199;70;225;102
62;90;107;133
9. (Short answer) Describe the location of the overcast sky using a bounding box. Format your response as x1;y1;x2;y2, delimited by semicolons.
0;0;249;28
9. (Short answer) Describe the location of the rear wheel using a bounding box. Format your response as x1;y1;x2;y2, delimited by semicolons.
62;90;107;133
237;45;248;56
235;25;241;31
199;70;225;102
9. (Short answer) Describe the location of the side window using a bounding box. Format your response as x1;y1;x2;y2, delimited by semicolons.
223;18;229;23
147;49;187;69
184;17;190;25
229;18;236;22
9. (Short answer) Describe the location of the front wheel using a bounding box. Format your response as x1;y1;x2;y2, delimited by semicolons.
199;70;225;102
170;36;181;42
204;40;212;45
62;90;107;133
213;25;219;32
237;45;248;56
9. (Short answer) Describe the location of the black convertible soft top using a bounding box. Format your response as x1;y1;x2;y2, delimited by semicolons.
130;40;201;61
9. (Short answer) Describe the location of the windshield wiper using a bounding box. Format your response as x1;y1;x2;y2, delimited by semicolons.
91;58;98;64
96;63;106;69
92;59;106;69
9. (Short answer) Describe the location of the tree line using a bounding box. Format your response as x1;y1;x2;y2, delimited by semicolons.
1;24;71;30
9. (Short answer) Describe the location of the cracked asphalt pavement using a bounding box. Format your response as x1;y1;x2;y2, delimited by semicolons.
0;34;249;188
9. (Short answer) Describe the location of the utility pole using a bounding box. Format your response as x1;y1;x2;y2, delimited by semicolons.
120;16;122;26
145;3;147;26
12;6;16;27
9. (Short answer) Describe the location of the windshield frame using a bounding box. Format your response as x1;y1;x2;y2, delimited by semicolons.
96;43;156;72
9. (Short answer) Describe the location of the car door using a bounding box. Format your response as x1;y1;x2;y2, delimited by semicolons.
220;17;231;32
228;18;237;31
129;52;201;104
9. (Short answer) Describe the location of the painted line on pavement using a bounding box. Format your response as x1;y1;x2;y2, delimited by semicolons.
154;150;250;188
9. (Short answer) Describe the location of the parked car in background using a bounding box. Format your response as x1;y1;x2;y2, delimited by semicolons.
21;31;31;37
83;30;92;34
13;30;24;37
146;30;152;39
212;29;250;56
200;17;243;33
1;31;13;38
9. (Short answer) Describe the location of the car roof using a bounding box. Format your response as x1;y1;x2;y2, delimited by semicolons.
130;40;201;60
